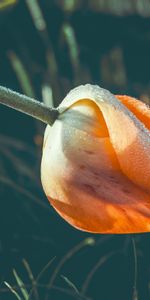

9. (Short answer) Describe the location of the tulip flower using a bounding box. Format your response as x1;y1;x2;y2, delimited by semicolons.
0;84;150;233
41;84;150;234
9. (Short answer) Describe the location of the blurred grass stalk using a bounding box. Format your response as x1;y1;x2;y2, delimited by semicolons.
62;23;80;84
0;0;17;10
46;237;95;297
13;269;29;300
61;22;91;86
57;0;150;17
8;51;36;98
100;47;127;90
25;0;61;103
42;84;54;107
4;281;22;300
8;50;48;142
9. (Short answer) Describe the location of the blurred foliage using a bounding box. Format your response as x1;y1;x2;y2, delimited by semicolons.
0;0;17;11
0;1;150;300
57;0;150;17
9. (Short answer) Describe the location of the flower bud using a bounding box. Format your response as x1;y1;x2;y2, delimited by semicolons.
41;84;150;233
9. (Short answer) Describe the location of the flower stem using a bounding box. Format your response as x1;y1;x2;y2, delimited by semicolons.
0;86;58;125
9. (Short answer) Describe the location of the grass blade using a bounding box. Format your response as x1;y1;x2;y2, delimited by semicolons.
4;281;23;300
13;269;29;300
61;275;79;294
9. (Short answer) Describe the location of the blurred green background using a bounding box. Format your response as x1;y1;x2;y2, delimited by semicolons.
0;1;150;299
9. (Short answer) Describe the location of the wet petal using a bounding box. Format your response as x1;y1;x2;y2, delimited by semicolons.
116;95;150;130
41;84;150;233
59;85;150;191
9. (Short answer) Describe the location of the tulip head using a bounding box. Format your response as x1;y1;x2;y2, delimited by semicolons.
41;84;150;233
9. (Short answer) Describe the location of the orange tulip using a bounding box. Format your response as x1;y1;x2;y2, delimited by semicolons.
41;84;150;234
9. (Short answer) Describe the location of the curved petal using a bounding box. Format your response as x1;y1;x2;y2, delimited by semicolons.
116;95;150;130
59;84;150;192
41;84;150;233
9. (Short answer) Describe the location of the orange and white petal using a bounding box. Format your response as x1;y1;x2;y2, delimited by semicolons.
41;86;150;233
59;84;150;192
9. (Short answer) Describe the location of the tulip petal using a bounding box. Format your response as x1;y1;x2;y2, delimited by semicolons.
116;95;150;130
41;84;150;233
59;84;150;192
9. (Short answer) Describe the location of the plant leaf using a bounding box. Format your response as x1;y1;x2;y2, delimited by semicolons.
61;275;79;294
13;269;29;300
4;281;23;300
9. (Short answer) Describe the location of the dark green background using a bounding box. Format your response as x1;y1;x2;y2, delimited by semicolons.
0;1;150;299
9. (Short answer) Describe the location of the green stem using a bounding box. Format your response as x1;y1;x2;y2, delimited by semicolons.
0;86;58;125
